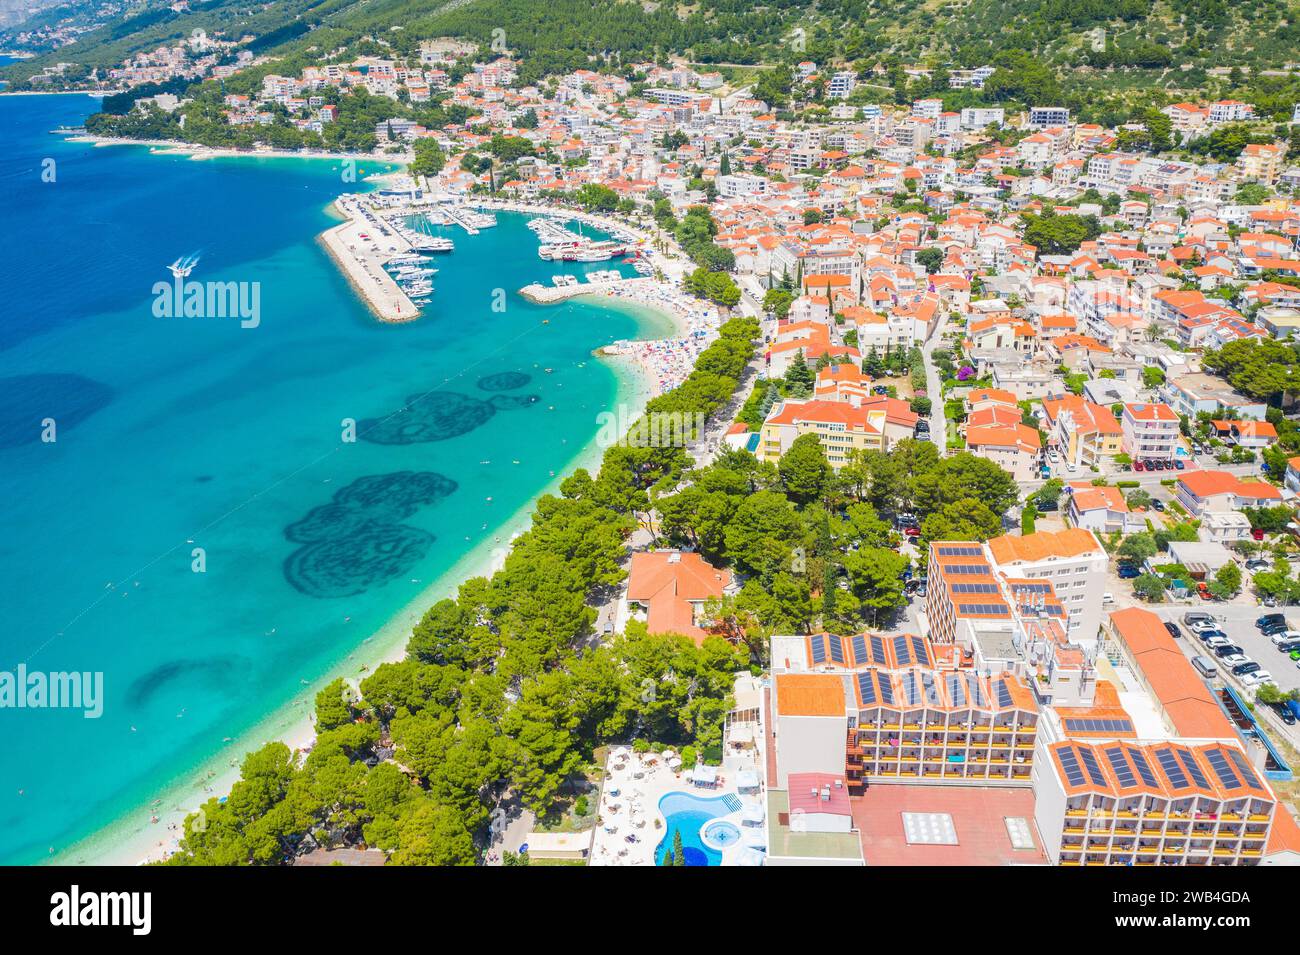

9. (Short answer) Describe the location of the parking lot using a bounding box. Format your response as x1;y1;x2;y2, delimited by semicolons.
1148;604;1300;746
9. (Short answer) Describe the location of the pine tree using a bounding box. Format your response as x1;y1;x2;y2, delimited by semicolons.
785;349;814;396
672;830;685;866
720;152;732;176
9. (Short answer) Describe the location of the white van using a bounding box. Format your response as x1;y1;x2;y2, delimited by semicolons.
1191;655;1218;679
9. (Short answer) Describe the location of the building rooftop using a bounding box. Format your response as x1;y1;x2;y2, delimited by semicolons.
850;785;1047;866
766;790;864;862
774;672;847;717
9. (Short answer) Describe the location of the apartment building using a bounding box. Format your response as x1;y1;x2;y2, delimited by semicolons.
1035;738;1278;866
1174;470;1284;516
964;423;1042;481
1028;106;1070;128
758;396;918;466
988;529;1108;645
1042;395;1124;469
770;633;1039;791
1121;401;1181;462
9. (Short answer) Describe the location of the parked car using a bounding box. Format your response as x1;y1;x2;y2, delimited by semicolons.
1262;620;1294;636
1269;630;1300;646
1258;613;1287;629
1134;461;1145;472
1241;671;1273;688
1184;611;1215;628
1246;558;1271;572
1221;653;1249;668
1152;499;1165;512
1036;497;1059;512
1230;660;1258;675
1174;459;1185;470
1196;581;1214;600
1276;640;1300;655
1252;528;1266;541
1269;701;1297;726
1213;644;1244;659
1191;655;1218;678
1117;563;1141;579
904;526;921;537
1197;629;1228;642
1163;622;1182;640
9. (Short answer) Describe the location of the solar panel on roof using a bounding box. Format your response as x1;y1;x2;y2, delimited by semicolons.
937;545;983;557
995;678;1013;709
878;674;895;706
851;634;867;663
1105;746;1135;788
967;673;987;708
942;563;989;576
1063;717;1135;735
1127;747;1157;788
870;635;886;663
857;670;877;706
1225;746;1262;790
1078;746;1108;787
952;582;1000;594
1057;746;1086;787
1205;748;1241;790
901;671;921;706
1177;748;1209;789
1010;582;1051;597
921;670;941;706
947;673;966;707
893;635;912;667
828;636;845;665
911;636;929;666
957;602;1009;615
810;634;826;664
1156;748;1189;789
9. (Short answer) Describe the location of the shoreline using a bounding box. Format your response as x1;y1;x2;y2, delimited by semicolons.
50;195;683;869
54;338;663;867
60;131;408;166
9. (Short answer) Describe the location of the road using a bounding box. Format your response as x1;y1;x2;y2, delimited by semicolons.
1016;459;1266;494
920;308;952;443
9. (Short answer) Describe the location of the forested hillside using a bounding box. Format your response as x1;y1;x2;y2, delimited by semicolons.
5;0;1299;91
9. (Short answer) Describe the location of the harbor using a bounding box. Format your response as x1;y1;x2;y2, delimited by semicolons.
320;189;487;322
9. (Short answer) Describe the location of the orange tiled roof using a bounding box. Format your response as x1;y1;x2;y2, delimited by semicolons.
988;528;1102;565
775;673;846;717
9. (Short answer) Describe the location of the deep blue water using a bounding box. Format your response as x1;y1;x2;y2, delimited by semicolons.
0;94;664;863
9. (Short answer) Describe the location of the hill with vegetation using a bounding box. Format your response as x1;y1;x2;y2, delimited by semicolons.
6;0;1299;90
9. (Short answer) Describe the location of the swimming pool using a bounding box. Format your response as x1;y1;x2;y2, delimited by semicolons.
701;819;741;850
656;792;735;866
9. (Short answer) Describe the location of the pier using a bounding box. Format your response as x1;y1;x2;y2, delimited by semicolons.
320;194;421;323
519;276;654;304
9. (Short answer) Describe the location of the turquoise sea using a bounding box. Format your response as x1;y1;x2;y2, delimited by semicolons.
0;94;667;864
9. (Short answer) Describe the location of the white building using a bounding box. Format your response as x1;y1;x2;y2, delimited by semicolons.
988;529;1108;647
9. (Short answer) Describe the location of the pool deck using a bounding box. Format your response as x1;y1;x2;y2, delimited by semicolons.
590;749;764;866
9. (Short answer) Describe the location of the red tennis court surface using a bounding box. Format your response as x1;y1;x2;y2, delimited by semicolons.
851;784;1048;866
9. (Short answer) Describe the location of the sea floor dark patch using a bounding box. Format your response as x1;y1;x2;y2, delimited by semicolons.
125;657;243;709
333;470;457;514
477;371;531;391
282;471;457;597
0;373;113;449
358;388;537;445
283;523;433;598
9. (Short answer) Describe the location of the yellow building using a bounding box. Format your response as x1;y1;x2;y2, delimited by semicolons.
759;396;918;467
